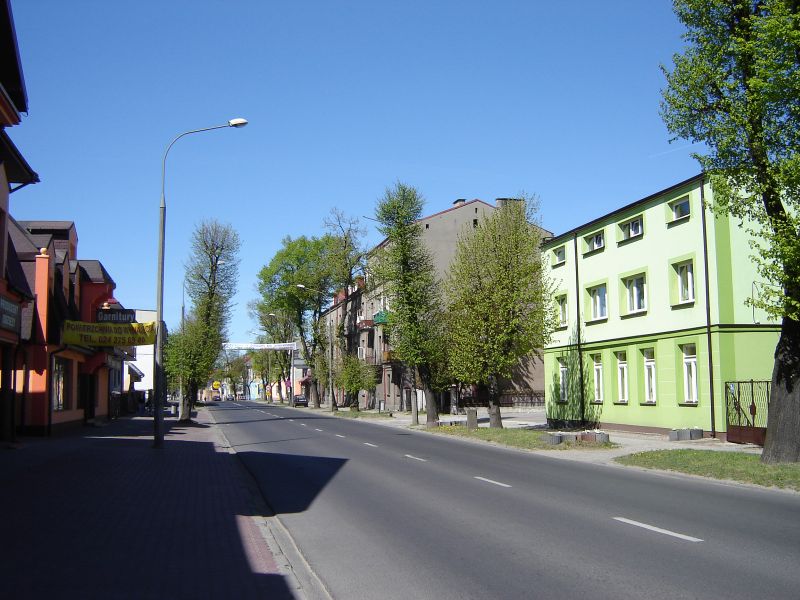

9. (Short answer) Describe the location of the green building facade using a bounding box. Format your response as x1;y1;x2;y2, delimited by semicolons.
542;175;780;437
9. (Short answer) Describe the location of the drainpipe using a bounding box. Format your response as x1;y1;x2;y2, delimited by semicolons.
700;178;717;437
573;232;586;425
46;345;68;437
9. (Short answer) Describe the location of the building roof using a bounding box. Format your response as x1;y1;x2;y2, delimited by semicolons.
0;0;28;114
4;236;32;299
19;220;76;233
78;259;115;285
0;130;38;186
7;215;41;258
542;173;705;247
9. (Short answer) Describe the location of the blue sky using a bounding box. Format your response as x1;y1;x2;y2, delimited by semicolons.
9;1;698;343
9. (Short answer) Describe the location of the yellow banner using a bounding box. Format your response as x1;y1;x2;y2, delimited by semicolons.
63;320;157;346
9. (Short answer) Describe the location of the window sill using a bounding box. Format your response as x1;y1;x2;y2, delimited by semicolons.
621;309;647;319
552;260;566;269
671;299;695;309
640;401;657;406
582;247;604;258
613;401;629;406
590;400;604;405
585;317;608;325
555;324;568;331
617;233;643;246
667;215;690;228
678;402;699;407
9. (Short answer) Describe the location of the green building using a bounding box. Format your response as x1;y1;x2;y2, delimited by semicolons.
542;174;779;438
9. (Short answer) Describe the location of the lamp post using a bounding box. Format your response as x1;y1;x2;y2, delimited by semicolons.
296;284;335;412
153;118;248;448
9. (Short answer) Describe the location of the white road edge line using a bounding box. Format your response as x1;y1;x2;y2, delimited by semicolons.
336;434;346;438
474;476;511;488
363;442;378;447
613;517;703;543
404;454;427;462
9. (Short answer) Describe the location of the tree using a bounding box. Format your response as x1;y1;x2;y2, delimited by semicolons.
546;326;602;429
335;354;377;410
254;236;334;408
372;182;446;427
166;219;240;421
446;196;552;428
661;0;800;462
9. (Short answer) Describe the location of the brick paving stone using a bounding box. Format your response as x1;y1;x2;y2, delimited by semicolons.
0;411;296;600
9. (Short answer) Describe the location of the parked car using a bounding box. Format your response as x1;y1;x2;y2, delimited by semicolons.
293;394;308;407
226;394;234;401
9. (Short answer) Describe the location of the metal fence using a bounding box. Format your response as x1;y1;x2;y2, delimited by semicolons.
725;380;769;445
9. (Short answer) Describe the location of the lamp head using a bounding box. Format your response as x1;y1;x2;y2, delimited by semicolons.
228;118;248;128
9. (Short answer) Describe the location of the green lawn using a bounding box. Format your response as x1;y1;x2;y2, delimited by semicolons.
433;426;615;451
615;449;800;491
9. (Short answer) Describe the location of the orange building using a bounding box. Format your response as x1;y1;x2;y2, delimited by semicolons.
1;0;39;442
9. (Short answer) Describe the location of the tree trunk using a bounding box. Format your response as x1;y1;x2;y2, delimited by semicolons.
331;387;338;411
425;384;438;428
762;317;800;463
487;375;503;428
411;369;419;426
309;378;320;408
179;381;196;422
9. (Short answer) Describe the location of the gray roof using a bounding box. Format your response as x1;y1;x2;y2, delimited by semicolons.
78;259;115;285
7;216;40;257
19;220;75;231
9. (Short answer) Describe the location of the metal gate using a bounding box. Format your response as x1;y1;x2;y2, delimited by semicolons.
725;380;769;446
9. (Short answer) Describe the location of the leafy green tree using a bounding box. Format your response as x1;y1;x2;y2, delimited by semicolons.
334;354;377;410
254;235;335;408
372;182;446;427
446;196;552;428
546;326;601;429
661;0;800;462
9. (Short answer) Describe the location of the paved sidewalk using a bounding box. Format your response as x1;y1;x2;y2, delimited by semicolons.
0;410;299;600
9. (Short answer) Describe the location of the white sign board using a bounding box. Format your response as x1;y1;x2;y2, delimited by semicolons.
223;342;297;351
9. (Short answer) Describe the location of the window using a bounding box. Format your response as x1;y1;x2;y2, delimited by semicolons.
589;284;607;319
472;219;478;228
593;355;603;403
553;246;566;266
677;262;694;302
625;274;647;312
620;216;643;241
585;231;604;252
557;295;568;326
643;349;656;404
682;344;698;403
672;196;690;220
52;357;71;411
558;360;568;402
616;352;628;403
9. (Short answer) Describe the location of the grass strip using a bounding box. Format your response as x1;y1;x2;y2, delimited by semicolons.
615;449;800;491
329;409;393;419
433;425;615;451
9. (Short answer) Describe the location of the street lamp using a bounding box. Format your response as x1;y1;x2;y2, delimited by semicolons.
153;118;248;448
296;284;335;412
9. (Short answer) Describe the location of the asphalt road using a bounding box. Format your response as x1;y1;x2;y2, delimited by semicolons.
210;401;800;600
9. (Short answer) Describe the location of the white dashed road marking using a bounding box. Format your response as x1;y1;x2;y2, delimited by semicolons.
474;476;512;488
363;442;378;448
315;428;323;432
613;518;703;542
336;434;346;438
404;454;427;462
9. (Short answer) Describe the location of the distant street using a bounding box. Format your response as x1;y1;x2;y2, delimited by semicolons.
212;402;800;600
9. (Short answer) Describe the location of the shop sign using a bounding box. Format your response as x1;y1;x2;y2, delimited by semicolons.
96;309;137;324
0;295;20;333
63;320;157;346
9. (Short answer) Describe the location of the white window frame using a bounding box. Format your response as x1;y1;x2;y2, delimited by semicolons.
677;262;694;303
590;284;607;320
553;246;566;265
593;356;603;403
643;349;656;404
559;361;568;402
621;217;643;241
672;197;690;220
626;275;647;312
557;295;568;326
586;231;604;252
682;344;698;404
616;353;628;404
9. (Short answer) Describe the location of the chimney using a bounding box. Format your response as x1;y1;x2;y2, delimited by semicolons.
452;198;466;206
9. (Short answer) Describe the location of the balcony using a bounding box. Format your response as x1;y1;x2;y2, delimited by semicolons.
357;318;374;330
373;310;389;325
